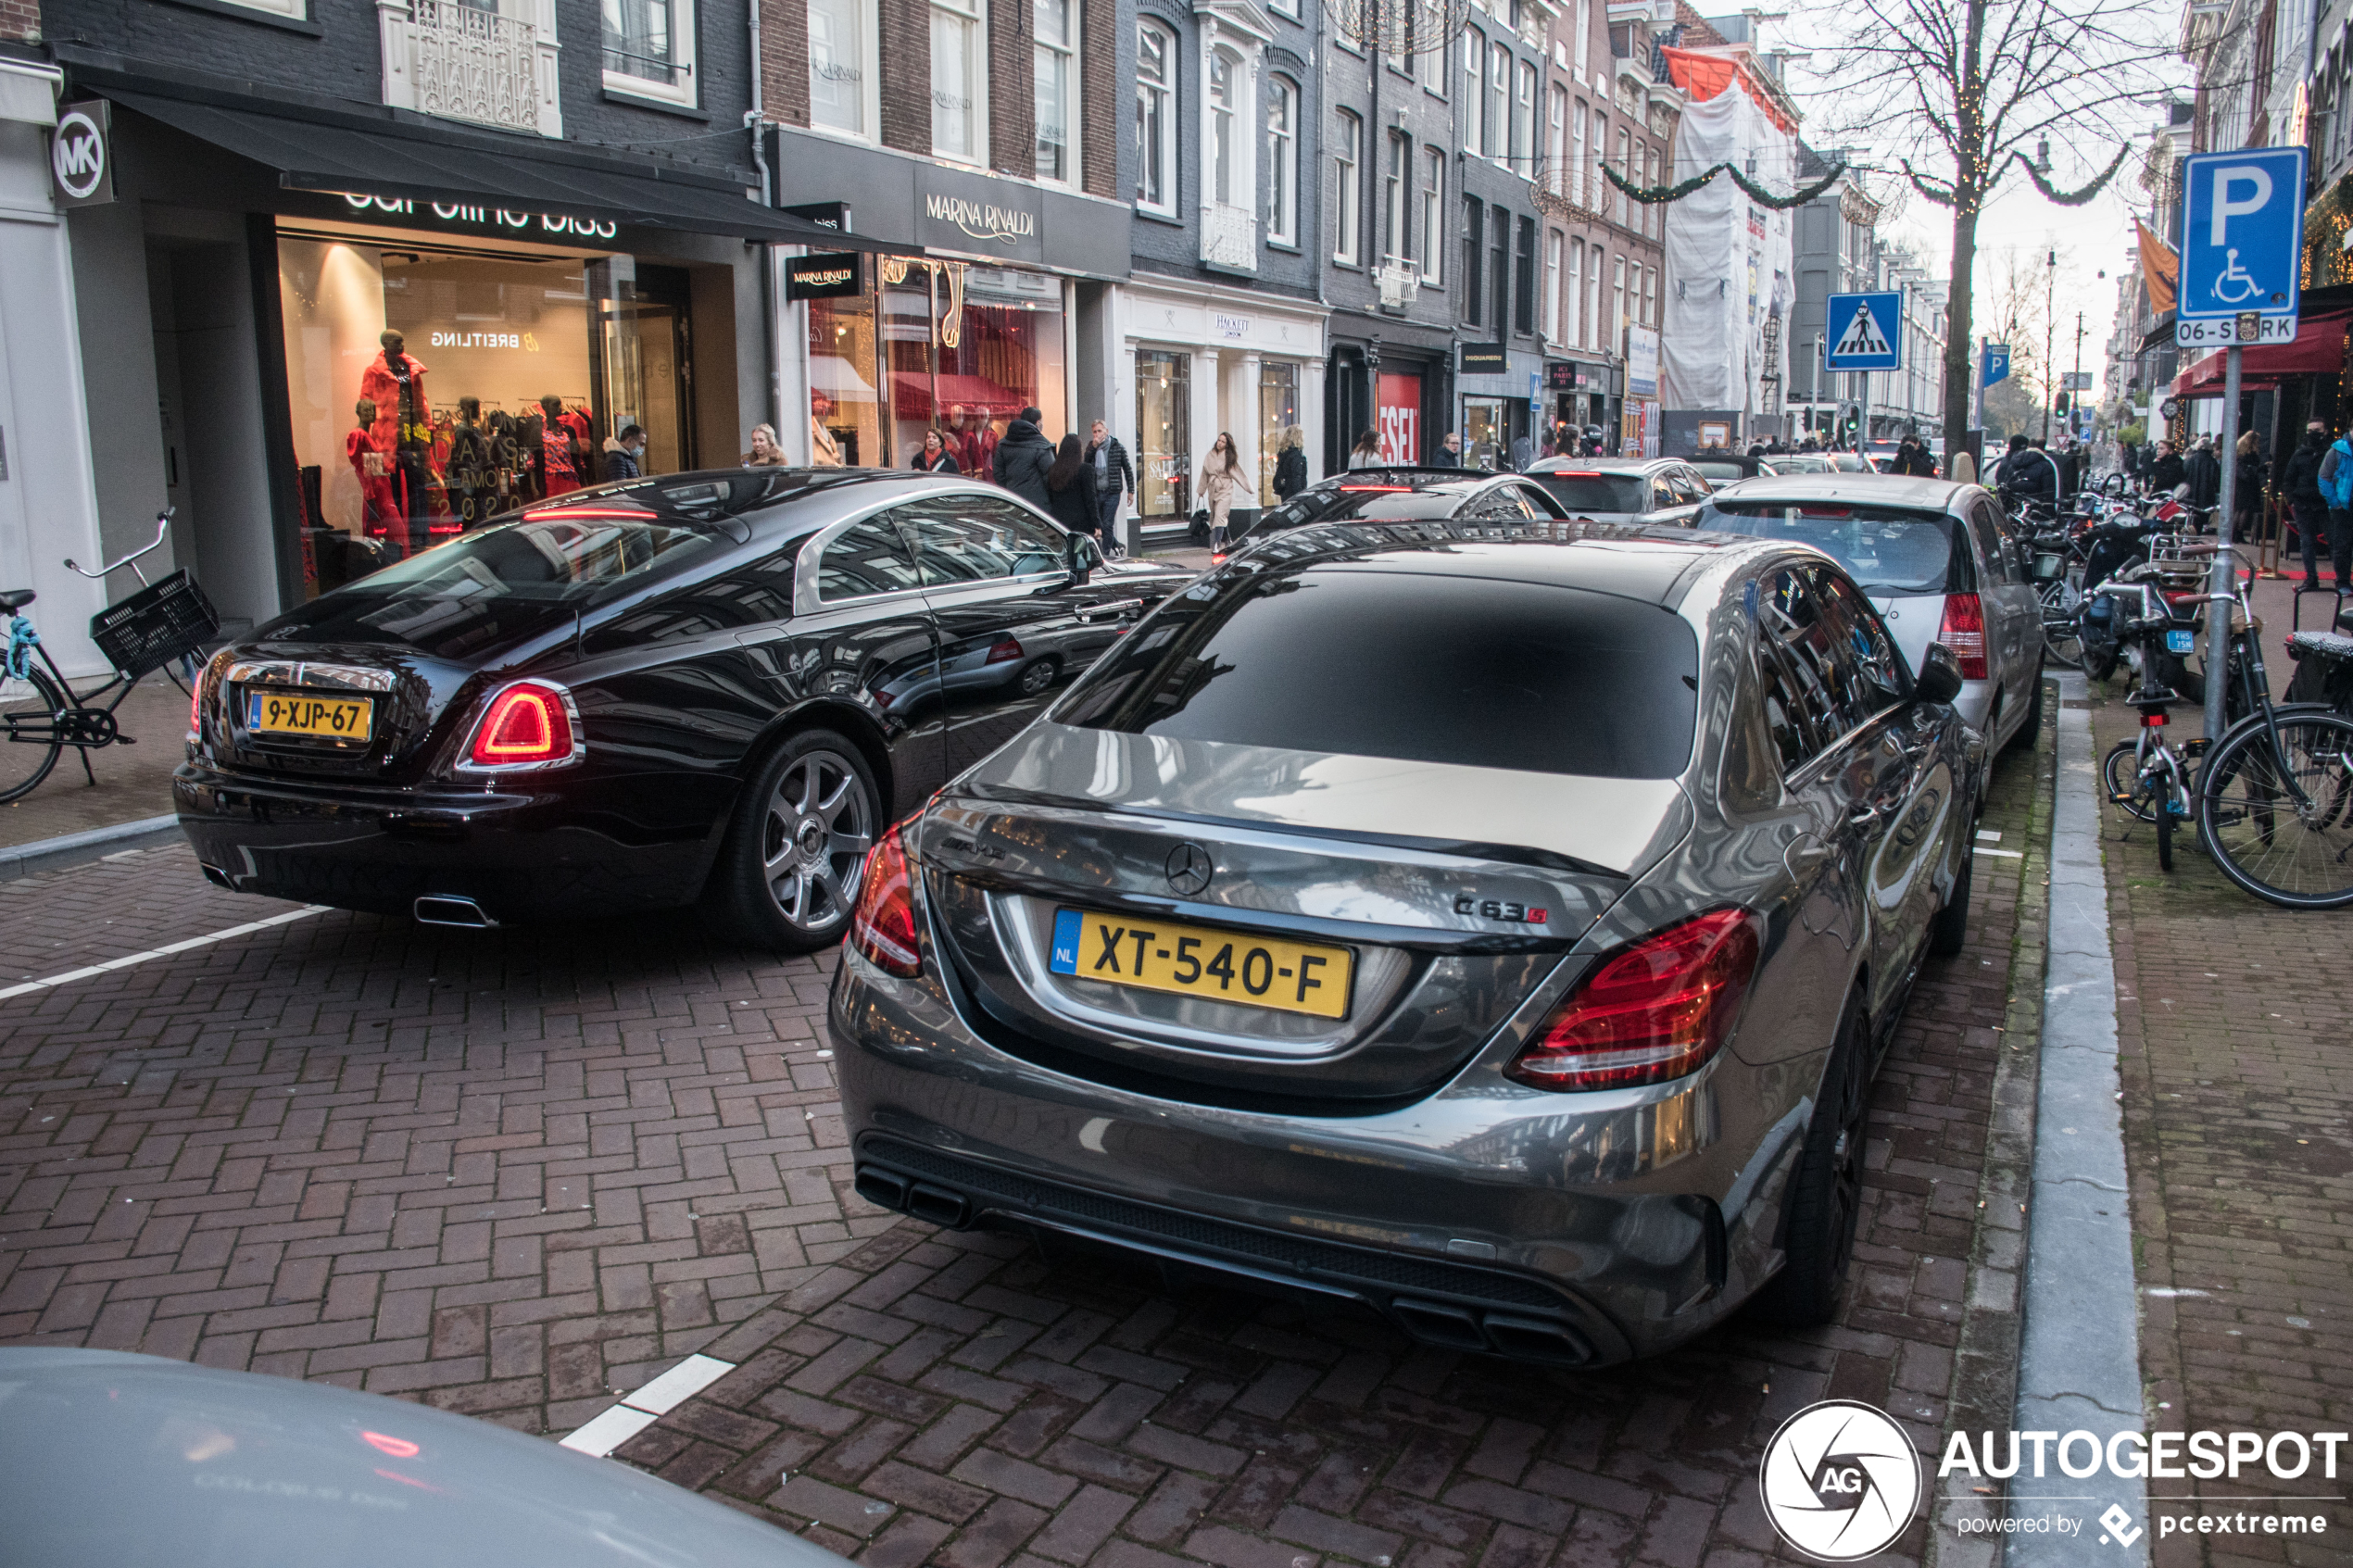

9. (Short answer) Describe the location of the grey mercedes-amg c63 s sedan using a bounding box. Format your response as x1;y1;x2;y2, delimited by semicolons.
828;494;1985;1367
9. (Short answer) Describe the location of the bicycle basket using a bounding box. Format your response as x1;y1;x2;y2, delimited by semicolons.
89;570;220;679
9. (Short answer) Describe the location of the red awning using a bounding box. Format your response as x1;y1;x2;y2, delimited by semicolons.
2173;311;2353;395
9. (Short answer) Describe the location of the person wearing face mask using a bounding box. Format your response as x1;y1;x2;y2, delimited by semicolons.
603;424;648;482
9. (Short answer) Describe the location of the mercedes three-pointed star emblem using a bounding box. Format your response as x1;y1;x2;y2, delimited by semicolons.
1165;842;1214;897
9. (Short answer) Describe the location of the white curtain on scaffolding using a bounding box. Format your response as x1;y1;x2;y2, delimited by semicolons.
1660;83;1796;420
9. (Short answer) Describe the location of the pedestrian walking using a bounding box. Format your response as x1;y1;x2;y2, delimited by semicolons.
1084;420;1134;553
603;423;647;482
1199;433;1247;556
1432;433;1461;468
1043;433;1101;546
1509;429;1533;472
2148;439;2186;495
2321;428;2353;593
1272;425;1307;502
2286;421;2336;586
993;407;1056;509
742;422;786;467
1348;429;1381;469
2235;431;2269;542
2184;438;2221;521
912;429;961;472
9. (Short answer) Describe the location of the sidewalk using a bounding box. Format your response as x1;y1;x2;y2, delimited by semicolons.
2078;608;2353;1562
0;671;188;851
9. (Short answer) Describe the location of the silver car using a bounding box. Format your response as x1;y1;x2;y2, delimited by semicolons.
831;505;1985;1365
1699;475;2045;755
1521;456;1711;525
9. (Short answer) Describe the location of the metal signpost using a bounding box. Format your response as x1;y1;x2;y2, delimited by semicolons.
1827;291;1903;446
2177;145;2306;743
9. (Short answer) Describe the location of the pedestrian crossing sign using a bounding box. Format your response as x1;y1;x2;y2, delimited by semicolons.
1826;291;1903;370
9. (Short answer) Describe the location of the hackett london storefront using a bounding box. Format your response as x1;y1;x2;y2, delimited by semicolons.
58;81;838;637
768;134;1132;473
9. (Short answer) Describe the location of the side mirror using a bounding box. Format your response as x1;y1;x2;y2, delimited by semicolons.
1914;642;1966;707
1065;531;1094;585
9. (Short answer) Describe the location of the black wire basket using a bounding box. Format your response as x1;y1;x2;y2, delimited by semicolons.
89;571;220;679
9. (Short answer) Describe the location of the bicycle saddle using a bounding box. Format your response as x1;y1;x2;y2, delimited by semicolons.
0;589;32;611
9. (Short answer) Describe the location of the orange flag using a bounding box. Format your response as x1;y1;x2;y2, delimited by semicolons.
2136;219;2178;315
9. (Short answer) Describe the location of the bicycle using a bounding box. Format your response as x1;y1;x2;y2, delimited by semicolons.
2;511;219;805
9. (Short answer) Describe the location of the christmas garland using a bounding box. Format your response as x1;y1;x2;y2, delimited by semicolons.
1600;157;1848;210
1902;144;2132;209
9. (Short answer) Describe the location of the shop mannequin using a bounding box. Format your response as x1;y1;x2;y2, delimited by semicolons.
556;401;595;483
360;330;432;552
347;398;400;548
536;393;581;496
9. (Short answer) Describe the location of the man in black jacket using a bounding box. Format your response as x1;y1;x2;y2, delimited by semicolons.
2183;438;2221;516
1995;433;2059;510
1084;420;1134;549
993;407;1057;510
2284;421;2334;582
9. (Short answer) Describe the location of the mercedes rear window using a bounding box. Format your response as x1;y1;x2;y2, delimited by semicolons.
1053;567;1698;779
1699;500;1968;596
1528;473;1649;513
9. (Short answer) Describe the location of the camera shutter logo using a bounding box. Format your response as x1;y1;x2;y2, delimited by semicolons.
1758;1400;1921;1561
50;103;113;207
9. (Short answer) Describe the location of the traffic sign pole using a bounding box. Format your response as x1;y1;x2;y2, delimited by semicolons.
2207;345;2242;746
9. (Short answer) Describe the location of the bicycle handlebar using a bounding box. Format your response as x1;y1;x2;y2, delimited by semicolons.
65;509;173;582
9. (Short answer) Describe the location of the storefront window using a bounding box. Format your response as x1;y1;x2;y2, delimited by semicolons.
1462;396;1504;470
1258;362;1298;506
814;257;1065;475
1136;349;1190;517
277;233;692;595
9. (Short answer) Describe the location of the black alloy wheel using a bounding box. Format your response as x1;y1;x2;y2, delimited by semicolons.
703;728;881;952
1747;992;1871;1327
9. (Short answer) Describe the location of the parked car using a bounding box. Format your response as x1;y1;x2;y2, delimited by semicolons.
176;470;1190;949
1761;454;1836;475
0;1347;845;1568
1239;467;1569;543
1520;456;1712;524
833;495;1984;1366
1699;474;2045;753
1690;453;1769;488
1825;451;1881;474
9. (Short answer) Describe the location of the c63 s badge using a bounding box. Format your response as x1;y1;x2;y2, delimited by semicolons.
1455;897;1548;924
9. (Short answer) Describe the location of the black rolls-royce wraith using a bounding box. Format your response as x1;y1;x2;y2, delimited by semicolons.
175;470;1189;950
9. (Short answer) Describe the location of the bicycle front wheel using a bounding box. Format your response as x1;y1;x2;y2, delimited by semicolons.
2196;712;2353;909
0;662;69;804
2102;740;2157;822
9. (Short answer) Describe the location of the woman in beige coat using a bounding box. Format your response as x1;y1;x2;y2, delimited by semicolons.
1199;432;1247;556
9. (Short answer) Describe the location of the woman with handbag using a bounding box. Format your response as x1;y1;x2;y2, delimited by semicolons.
1199;433;1247;557
1273;426;1307;501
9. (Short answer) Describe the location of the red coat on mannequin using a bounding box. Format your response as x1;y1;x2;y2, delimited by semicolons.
360;347;430;451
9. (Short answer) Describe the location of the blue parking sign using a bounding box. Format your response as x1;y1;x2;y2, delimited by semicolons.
1825;292;1903;371
2179;145;2305;322
1981;344;2011;388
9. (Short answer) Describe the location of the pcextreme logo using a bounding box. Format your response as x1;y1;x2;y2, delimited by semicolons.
1759;1401;1923;1562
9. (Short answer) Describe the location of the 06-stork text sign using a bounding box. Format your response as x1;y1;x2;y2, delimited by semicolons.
2177;145;2305;346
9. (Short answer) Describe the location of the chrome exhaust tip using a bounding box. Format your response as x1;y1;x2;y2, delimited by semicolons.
412;895;497;929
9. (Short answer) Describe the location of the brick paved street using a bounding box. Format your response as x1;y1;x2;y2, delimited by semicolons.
1;701;2045;1566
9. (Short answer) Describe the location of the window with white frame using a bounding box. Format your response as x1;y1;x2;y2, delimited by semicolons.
1573;0;1589;71
1615;127;1629;223
1383;128;1409;264
1571;101;1587;207
1546;83;1565;194
1419;146;1442;282
1611;254;1626;351
217;0;303;17
1485;39;1506;159
1418;0;1445;91
1642;264;1655;327
604;0;697;105
1034;0;1076;181
1566;238;1582;348
808;0;874;135
1585;243;1603;353
1543;229;1561;341
1513;59;1534;170
1206;46;1244;207
1267;75;1299;245
1333;108;1363;263
1136;20;1176;213
931;0;986;162
1462;29;1482;150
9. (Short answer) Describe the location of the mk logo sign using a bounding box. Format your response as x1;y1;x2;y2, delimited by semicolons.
49;103;112;207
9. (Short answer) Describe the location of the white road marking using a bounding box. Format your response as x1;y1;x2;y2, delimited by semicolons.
1973;847;2025;859
1975;828;2003;842
0;906;330;1001
560;1353;737;1457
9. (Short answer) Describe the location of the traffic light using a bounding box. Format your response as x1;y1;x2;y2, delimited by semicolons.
2055;392;2070;416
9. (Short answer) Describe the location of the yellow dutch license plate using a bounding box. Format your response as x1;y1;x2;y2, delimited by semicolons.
245;690;374;741
1048;908;1353;1020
